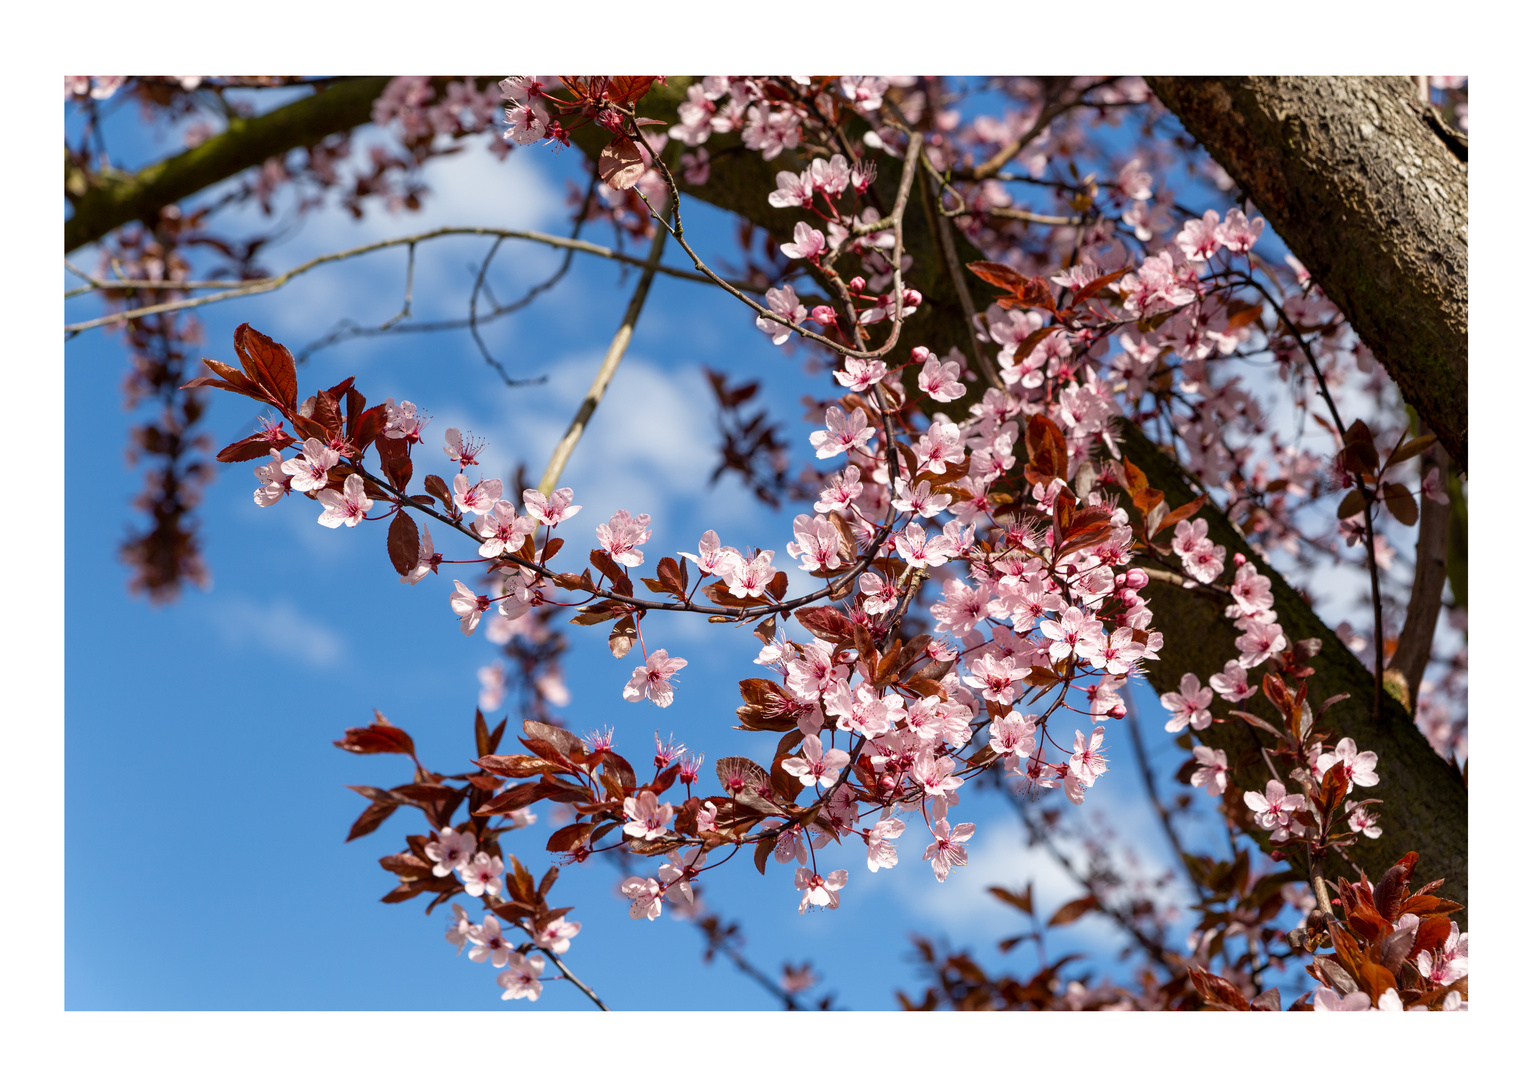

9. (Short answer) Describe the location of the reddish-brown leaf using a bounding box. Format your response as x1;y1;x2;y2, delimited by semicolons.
1047;895;1099;926
1188;966;1251;1011
233;323;299;412
965;260;1028;291
345;799;399;842
546;822;594;854
387;511;420;576
375;432;412;490
1153;493;1207;538
795;605;854;643
423;474;454;512
215;431;295;464
598;135;647;190
334;712;416;757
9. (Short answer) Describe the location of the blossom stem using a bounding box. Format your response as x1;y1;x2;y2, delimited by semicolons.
537;946;610;1011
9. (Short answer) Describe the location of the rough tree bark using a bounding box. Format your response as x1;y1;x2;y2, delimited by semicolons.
64;76;1469;909
1144;77;1468;477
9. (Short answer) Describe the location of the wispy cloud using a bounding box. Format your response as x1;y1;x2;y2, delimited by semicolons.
204;594;346;669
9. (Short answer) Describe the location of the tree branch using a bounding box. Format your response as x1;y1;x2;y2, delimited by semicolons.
65;77;393;254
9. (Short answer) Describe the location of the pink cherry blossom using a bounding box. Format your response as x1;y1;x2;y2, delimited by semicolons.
382;398;429;444
475;500;537;558
1216;208;1265;253
313;476;373;531
622;790;675;841
450;580;491;635
453;473;503;515
281;437;339;493
893;522;956;568
865;816;905;872
424;826;476;877
1313;987;1372;1011
988;711;1037;761
1209;659;1258;702
443;427;484;469
923;819;975;882
401;525;438;585
1315;737;1379;793
1415;922;1468;986
596;509;652;568
1236;616;1286;669
1160;672;1213;732
496;952;546;1001
767;168;814;209
1190;746;1229;796
723;549;777;598
893;479;952;519
460;852;504;898
621;876;663;920
755;284;807;345
794;866;848;912
1069;727;1110;787
1244;780;1304;833
253;450;291;506
1175;209;1224;262
809;405;876;459
523;486;581;526
445;903;475;954
834;356;889;392
1345;800;1382;839
466;913;513;966
623;649;688;708
782;735;850;789
786;515;843;573
917;350;965;402
679;529;742;577
814;466;864;513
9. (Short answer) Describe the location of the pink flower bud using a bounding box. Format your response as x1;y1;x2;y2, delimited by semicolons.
809;305;838;326
1123;568;1149;589
1234;553;1247;566
848;276;867;293
1108;705;1127;720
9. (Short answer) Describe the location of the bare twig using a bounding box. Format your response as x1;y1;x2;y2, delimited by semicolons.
64;225;757;335
536;946;610;1011
1388;441;1451;712
537;198;671;495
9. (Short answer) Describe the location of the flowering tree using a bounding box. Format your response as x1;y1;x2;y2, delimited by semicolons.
65;75;1468;1011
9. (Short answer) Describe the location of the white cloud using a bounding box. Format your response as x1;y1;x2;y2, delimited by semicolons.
204;594;346;668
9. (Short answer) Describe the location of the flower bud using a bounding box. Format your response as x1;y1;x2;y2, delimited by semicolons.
1122;568;1149;589
848;276;867;293
1108;704;1127;720
809;305;838;327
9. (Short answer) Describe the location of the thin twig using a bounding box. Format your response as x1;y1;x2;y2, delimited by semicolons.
64;225;758;335
538;198;671;495
1122;692;1206;901
537;946;610;1011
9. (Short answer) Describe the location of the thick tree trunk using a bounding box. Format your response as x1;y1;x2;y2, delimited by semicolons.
1144;77;1468;476
588;80;1467;908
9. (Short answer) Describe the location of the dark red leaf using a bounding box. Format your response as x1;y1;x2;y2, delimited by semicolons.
387;511;421;576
